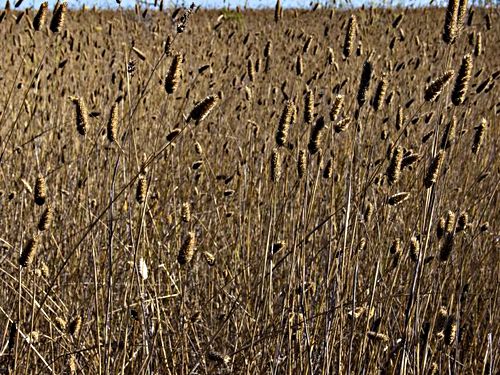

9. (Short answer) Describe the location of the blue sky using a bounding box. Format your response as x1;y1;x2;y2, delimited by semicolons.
17;0;437;9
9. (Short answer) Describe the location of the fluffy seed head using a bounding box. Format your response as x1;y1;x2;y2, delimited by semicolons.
264;40;272;57
396;106;404;131
189;95;218;123
401;153;420;169
72;97;89;136
443;0;459;44
424;150;445;189
472;118;486;154
270;148;281;183
357;60;373;107
304;88;314;125
409;236;420;262
34;175;47;206
297;150;306;179
295;54;303;76
329;95;344;120
38;204;54;231
364;202;373;223
33;2;48;31
136;175;147;204
387;192;410;206
445;210;456;234
19;235;40;268
386;146;403;186
440;116;456;149
178;232;196;265
166;128;181;142
107;103;119;142
49;2;67;33
451;54;473;106
439;232;455;261
247;58;255;81
425;71;454;102
474;32;482;56
456;212;468;233
308;116;326;155
373;75;388;111
343;15;357;58
437;217;446;239
181;202;191;223
444;319;456;345
276;101;294;147
334;118;350;133
165;53;182;94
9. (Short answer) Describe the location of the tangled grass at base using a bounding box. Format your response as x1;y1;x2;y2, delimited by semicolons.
0;2;498;374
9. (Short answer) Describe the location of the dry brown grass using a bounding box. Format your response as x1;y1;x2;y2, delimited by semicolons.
0;3;498;374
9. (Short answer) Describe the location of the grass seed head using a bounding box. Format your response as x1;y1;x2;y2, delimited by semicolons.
33;1;48;31
424;150;445;189
19;235;40;268
178;231;196;265
165;53;183;94
425;70;454;102
34;175;47;206
49;2;67;33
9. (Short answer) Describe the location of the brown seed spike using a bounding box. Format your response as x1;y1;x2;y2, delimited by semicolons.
451;54;472;106
424;150;445;189
386;146;403;186
373;75;388;111
304;89;314;125
297;150;306;179
343;15;357;58
276;101;294;147
189;95;218;124
329;95;344;121
19;235;40;268
38;204;54;231
33;1;48;31
308;116;326;155
456;212;468;233
440;116;456;149
34;175;47;206
164;53;182;94
181;202;191;223
444;319;456;345
387;192;410;206
439;232;455;261
445;210;456;234
49;2;66;33
437;217;446;239
472;118;486;154
270;148;281;183
72;97;89;136
425;71;454;102
357;60;373;107
443;0;459;44
178;231;195;265
107;103;118;142
409;236;420;262
166;128;181;142
136;175;147;204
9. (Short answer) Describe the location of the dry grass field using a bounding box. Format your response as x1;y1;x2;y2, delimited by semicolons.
0;1;498;374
